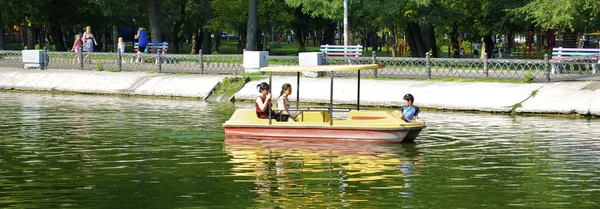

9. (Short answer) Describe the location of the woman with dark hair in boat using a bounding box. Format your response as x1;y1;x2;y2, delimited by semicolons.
255;82;280;120
277;83;296;122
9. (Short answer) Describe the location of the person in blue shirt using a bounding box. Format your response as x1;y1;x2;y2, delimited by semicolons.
135;27;148;63
399;94;424;125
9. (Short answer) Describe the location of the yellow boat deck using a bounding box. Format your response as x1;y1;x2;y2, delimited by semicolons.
223;109;424;130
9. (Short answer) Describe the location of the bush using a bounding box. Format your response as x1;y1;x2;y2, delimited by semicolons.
522;71;534;83
268;42;283;49
96;63;103;71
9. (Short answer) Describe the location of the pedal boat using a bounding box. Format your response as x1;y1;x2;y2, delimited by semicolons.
223;64;426;143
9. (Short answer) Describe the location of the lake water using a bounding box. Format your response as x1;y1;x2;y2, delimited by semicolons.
1;92;599;208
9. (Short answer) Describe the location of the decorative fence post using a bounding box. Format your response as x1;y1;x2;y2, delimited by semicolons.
117;48;122;72
483;52;489;78
79;46;84;70
425;52;431;79
157;51;162;73
371;51;377;78
199;50;204;74
544;54;550;82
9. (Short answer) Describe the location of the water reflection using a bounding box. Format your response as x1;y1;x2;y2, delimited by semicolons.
224;137;424;207
1;92;600;208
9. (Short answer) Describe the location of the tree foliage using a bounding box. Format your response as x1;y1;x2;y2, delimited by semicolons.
0;0;599;55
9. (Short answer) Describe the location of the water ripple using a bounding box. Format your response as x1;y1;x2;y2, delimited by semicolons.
0;92;599;208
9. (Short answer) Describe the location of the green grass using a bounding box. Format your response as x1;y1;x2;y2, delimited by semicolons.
244;72;267;81
211;77;248;99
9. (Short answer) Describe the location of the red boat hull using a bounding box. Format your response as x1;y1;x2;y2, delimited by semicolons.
224;126;422;143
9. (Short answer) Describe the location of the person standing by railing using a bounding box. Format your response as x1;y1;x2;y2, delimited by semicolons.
71;34;83;64
118;37;126;63
135;27;148;63
82;26;97;63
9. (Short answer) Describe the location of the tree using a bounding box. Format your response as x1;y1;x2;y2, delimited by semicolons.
516;0;600;32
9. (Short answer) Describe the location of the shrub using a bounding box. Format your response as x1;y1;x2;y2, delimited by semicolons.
522;71;534;83
96;63;103;71
268;41;283;49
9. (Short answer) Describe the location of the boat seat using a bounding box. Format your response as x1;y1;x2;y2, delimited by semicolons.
297;111;330;123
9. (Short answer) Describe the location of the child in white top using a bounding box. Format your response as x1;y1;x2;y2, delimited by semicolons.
277;83;296;122
118;37;126;63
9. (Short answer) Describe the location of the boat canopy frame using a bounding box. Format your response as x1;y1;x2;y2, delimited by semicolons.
259;64;385;126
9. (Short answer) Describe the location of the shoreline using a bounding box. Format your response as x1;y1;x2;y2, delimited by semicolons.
1;68;598;117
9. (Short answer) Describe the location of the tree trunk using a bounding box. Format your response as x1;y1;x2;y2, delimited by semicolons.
507;31;514;55
424;24;437;58
171;1;186;53
113;25;118;52
214;31;221;52
202;29;212;54
147;0;162;42
262;27;268;51
246;0;258;51
191;32;198;54
49;21;66;51
293;28;305;49
26;25;34;49
483;35;494;59
371;29;379;53
101;32;108;52
21;26;27;49
322;21;335;45
450;24;460;58
392;31;398;57
409;22;427;57
405;25;419;57
256;29;263;51
0;8;4;50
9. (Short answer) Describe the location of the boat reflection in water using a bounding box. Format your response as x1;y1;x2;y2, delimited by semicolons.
224;137;425;207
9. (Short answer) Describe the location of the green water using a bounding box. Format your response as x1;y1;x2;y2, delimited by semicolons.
0;92;599;208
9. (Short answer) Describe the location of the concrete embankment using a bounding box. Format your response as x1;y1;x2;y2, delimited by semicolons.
1;68;598;116
0;68;224;98
235;76;600;116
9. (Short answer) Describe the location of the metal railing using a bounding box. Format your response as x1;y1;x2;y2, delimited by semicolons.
1;49;598;82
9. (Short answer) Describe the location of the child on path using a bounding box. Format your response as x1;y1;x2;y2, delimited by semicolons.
118;37;126;63
399;93;425;125
71;34;83;64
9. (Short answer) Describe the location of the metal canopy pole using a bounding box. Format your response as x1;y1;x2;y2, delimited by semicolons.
296;72;300;109
329;71;334;126
269;71;273;125
357;70;360;111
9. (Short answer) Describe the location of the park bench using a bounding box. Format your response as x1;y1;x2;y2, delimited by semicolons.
320;44;363;64
133;42;169;64
551;47;600;74
552;47;600;58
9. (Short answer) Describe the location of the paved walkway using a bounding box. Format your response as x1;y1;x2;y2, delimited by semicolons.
236;76;600;116
1;68;598;116
0;68;224;98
